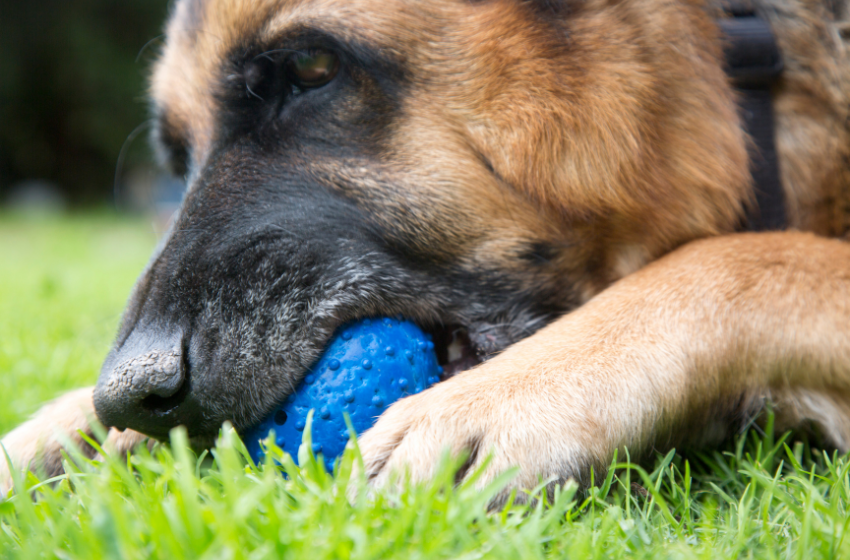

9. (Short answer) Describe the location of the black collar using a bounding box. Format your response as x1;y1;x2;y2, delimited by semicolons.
718;5;787;230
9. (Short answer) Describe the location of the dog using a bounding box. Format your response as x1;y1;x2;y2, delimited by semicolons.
3;0;850;501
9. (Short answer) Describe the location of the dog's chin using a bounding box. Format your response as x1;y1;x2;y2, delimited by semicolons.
189;434;217;450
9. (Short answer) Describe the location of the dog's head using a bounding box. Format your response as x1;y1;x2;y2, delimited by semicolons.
94;0;750;441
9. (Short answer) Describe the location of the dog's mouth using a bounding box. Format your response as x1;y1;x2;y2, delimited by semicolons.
427;324;483;379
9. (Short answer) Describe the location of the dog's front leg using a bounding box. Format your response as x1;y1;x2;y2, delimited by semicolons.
0;387;148;494
358;232;850;499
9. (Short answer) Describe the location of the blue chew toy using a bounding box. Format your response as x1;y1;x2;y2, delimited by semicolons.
243;317;441;469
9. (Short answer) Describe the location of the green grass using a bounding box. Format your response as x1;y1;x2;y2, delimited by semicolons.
0;212;157;432
2;213;850;559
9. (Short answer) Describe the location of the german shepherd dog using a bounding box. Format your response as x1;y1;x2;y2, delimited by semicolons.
3;0;850;500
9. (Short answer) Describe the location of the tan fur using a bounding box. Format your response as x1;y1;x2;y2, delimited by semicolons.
3;0;850;497
154;0;752;283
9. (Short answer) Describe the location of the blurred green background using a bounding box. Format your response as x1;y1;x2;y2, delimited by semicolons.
0;0;173;209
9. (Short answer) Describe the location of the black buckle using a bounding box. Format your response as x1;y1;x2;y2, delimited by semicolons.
718;7;783;88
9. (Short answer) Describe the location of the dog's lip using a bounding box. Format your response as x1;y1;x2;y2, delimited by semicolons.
426;324;482;379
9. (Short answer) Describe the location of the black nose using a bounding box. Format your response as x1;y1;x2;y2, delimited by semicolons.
93;325;196;439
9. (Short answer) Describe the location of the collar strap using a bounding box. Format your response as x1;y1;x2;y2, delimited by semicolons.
718;5;787;230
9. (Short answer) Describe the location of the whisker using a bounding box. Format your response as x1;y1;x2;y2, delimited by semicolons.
245;83;264;101
136;34;165;63
113;120;154;210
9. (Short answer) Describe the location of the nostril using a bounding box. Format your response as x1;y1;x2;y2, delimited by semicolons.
140;343;191;415
103;347;188;412
141;375;190;415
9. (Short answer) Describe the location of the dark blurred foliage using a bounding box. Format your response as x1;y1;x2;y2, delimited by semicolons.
0;0;172;206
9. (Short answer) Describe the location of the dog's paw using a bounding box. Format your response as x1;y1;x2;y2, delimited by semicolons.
0;387;150;495
357;360;599;500
0;388;98;494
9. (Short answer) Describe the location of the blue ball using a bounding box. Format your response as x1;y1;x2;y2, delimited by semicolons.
242;317;442;469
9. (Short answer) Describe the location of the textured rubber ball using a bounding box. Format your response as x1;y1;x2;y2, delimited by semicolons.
242;318;440;469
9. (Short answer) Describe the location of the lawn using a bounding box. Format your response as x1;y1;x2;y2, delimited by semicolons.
1;213;850;559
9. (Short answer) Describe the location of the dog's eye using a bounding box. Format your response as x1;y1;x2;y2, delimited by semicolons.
286;50;339;89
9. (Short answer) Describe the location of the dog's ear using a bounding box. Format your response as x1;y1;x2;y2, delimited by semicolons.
462;0;751;263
